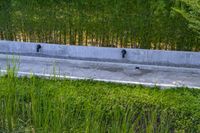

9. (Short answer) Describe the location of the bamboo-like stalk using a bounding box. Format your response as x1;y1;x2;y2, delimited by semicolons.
0;0;199;51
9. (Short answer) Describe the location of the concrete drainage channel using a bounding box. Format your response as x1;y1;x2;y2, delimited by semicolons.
0;40;200;89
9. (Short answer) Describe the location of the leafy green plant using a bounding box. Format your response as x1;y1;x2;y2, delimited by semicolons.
173;0;200;38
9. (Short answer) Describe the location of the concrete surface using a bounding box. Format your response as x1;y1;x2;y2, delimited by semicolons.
0;53;200;89
1;40;200;68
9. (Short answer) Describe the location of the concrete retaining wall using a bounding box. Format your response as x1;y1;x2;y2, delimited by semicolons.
0;40;200;68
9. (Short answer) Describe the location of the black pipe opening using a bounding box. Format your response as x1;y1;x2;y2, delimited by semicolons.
135;67;140;70
121;49;127;58
36;44;42;52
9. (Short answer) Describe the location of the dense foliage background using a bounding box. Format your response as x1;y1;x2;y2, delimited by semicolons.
0;0;199;51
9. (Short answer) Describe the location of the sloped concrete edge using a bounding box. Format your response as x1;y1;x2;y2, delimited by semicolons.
1;40;200;68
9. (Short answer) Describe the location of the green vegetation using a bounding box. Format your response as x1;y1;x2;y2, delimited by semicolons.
0;73;200;132
173;0;200;38
0;0;199;50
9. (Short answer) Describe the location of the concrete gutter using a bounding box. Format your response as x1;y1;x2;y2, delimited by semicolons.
0;40;200;89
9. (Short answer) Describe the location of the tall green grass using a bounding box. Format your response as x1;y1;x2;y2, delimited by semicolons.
0;0;199;51
0;70;200;132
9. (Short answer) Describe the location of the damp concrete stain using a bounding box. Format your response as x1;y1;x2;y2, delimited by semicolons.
124;69;152;77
